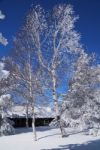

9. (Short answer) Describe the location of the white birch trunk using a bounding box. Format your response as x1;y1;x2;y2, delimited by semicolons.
52;71;59;117
52;70;66;137
32;106;37;141
25;101;29;128
28;52;37;141
1;106;5;119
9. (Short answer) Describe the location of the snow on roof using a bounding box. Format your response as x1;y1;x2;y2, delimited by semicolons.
8;105;55;118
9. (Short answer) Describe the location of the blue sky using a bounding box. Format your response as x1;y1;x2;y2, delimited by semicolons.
0;0;100;58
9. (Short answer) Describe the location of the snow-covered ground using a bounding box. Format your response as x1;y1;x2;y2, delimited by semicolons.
0;127;100;150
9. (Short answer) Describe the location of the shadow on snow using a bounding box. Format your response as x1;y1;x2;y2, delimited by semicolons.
41;139;100;150
15;126;54;135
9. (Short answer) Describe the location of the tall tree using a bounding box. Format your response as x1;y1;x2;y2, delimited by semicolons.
62;52;100;135
7;29;46;140
23;4;83;136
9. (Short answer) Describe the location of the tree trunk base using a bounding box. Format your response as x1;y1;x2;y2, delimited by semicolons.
62;134;69;138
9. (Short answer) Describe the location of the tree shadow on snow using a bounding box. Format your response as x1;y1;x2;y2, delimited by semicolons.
41;139;100;150
15;127;32;134
37;127;60;140
15;126;55;135
36;126;56;132
38;133;60;140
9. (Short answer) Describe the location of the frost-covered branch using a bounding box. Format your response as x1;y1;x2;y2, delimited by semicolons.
0;11;8;46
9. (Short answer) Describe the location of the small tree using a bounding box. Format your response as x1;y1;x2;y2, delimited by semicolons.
0;11;14;136
0;62;14;136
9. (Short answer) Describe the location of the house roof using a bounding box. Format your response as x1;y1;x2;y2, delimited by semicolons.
8;105;55;118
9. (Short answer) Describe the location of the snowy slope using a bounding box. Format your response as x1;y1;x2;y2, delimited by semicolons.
0;127;100;150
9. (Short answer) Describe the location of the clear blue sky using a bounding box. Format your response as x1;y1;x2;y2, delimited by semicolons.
0;0;100;58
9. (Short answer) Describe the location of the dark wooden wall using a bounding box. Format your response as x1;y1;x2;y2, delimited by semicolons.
10;118;54;128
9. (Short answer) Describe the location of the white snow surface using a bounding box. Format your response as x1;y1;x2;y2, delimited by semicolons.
0;127;100;150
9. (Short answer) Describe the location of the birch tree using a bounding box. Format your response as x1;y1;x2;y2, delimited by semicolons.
7;28;46;140
22;4;83;136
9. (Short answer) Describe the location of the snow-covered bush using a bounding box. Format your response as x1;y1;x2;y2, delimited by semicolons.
49;118;60;127
0;118;15;136
0;62;15;136
0;93;15;136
